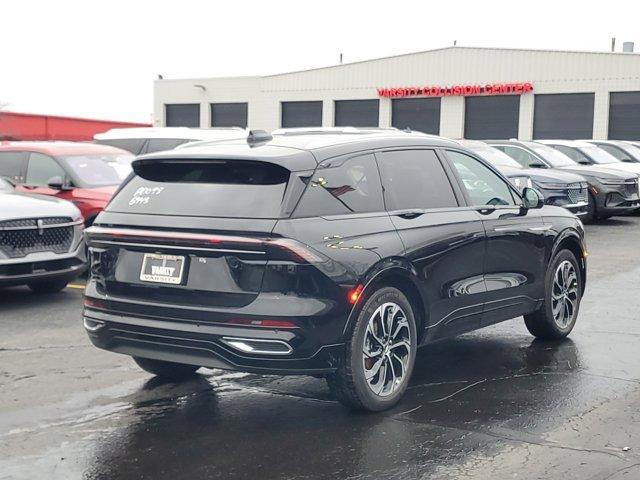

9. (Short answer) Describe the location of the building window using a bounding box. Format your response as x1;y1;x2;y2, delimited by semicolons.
334;99;379;127
165;104;200;127
391;98;441;134
210;103;248;128
533;93;594;139
281;101;323;128
464;95;520;140
608;91;640;140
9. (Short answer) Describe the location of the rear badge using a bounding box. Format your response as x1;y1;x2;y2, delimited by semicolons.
140;253;185;285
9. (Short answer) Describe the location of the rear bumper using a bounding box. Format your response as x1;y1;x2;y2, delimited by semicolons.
83;308;344;375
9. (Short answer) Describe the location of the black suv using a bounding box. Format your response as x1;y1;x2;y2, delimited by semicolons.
83;130;587;411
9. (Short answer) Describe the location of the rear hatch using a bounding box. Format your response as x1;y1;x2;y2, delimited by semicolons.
86;156;312;312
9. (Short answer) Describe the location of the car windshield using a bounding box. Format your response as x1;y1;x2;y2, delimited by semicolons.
61;154;134;187
581;146;618;164
621;143;640;159
467;145;522;169
529;144;577;167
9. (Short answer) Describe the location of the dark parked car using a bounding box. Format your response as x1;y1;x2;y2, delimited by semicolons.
457;140;588;217
0;177;85;292
488;140;640;222
83;130;587;411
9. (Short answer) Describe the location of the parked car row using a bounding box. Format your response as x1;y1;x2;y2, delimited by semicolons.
1;128;640;294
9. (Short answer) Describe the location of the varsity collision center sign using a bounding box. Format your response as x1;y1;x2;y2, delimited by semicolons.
377;82;533;98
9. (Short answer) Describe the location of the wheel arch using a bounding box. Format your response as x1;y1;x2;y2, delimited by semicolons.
343;260;428;344
552;228;587;289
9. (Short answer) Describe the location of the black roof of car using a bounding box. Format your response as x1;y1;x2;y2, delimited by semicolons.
134;131;460;171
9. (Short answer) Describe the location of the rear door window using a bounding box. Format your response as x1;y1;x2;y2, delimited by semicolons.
108;160;292;218
376;149;458;210
25;153;66;186
293;154;384;217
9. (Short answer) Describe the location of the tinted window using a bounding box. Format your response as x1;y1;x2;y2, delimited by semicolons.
95;138;146;155
294;154;383;217
377;150;457;210
281;101;323;128
447;150;517;206
608;91;640;140
145;138;190;153
0;151;26;179
26;153;66;186
533;93;594;139
499;146;542;168
165;104;200;127
109;161;291;218
595;144;632;162
210;103;248;128
552;145;590;163
334;100;379;127
464;95;520;139
391;98;441;134
528;144;576;167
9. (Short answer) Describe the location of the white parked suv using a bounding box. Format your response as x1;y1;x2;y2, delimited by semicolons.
94;127;248;155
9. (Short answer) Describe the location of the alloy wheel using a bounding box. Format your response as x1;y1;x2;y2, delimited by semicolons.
362;302;411;397
551;260;579;328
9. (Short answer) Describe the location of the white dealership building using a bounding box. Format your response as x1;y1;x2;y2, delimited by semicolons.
154;45;640;140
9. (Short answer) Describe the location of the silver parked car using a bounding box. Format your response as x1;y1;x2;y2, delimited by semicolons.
0;178;85;292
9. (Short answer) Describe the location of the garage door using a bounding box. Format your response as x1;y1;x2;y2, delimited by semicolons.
281;101;323;128
210;103;248;128
608;92;640;140
391;98;441;134
533;93;594;139
464;95;520;139
165;104;200;127
334;100;379;127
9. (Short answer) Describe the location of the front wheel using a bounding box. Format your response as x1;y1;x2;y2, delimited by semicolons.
524;250;582;339
327;287;417;411
133;357;200;380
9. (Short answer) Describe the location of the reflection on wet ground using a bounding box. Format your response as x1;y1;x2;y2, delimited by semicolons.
2;219;640;479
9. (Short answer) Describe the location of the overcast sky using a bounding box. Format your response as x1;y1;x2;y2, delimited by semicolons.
1;0;638;123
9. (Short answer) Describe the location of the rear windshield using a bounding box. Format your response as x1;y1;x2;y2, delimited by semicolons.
107;160;291;218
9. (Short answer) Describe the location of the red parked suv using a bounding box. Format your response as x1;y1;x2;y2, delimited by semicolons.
0;142;133;226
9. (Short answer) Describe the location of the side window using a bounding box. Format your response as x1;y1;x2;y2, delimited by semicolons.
446;150;518;207
597;144;630;161
0;151;26;180
95;138;146;155
25;153;66;186
294;154;383;217
501;146;538;167
553;145;589;163
146;138;189;153
376;149;458;210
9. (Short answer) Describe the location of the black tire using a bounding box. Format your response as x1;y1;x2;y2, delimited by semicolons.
327;287;417;412
583;192;597;224
27;279;69;294
133;357;200;380
524;250;582;340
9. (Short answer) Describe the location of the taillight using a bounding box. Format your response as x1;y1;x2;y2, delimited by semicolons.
348;284;364;304
267;238;326;264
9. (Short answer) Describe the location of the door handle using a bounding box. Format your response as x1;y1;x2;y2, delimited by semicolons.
475;205;496;215
393;209;425;219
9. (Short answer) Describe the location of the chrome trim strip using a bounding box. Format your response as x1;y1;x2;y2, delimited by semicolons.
91;239;265;255
493;225;553;232
0;220;82;231
221;336;293;356
83;317;105;332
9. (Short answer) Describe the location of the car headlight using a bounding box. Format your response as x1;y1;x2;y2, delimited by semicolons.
510;176;533;193
593;177;626;186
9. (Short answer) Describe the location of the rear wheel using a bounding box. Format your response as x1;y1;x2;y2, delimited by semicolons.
133;357;200;380
27;279;69;294
327;287;417;411
524;250;582;339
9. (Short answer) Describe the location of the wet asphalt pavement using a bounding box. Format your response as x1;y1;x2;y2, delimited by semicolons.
1;218;640;480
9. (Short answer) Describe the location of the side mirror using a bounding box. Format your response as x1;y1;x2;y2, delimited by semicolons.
522;187;544;209
46;176;66;190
